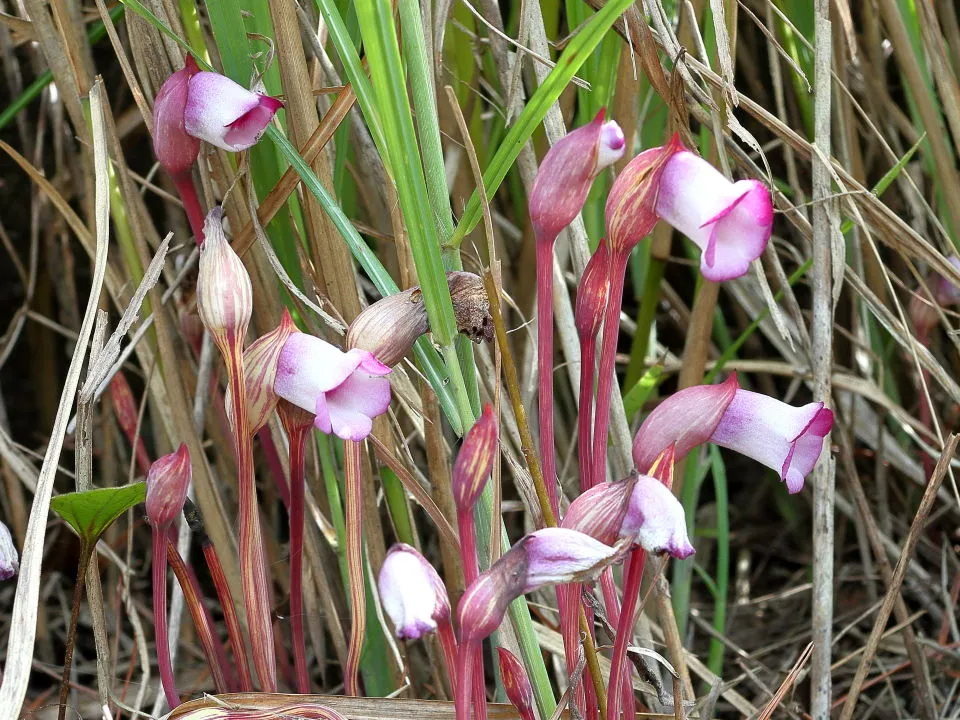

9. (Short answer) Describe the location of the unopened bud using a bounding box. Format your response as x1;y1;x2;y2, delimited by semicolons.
378;543;450;640
621;474;694;559
145;444;192;528
152;56;201;176
197;208;253;351
605;133;683;255
498;648;536;720
575;238;612;340
0;521;18;581
452;403;498;511
530;110;625;242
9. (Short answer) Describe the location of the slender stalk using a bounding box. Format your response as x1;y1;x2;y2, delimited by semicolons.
536;237;559;518
455;640;478;720
577;335;596;490
456;507;489;720
283;417;312;693
171;172;206;245
590;253;629;489
344;439;365;696
201;539;252;690
438;621;459;695
165;536;230;693
149;531;179;710
57;543;94;720
605;550;647;720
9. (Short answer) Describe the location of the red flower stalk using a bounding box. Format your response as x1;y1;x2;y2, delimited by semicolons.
531;111;625;519
591;136;683;489
343;439;365;697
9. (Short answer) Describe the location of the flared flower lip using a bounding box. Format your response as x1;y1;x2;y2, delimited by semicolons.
780;402;834;492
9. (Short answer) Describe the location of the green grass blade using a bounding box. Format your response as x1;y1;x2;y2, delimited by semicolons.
706;445;730;677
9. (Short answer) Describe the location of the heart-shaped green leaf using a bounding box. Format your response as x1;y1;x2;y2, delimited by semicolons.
50;482;146;543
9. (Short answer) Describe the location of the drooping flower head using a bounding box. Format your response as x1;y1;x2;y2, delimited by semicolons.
498;648;536;720
656;151;773;281
710;389;834;493
0;521;18;581
632;373;739;472
152;55;201;176
378;544;450;641
530;110;625;242
452;403;498;511
183;71;283;152
145;443;192;529
274;332;391;441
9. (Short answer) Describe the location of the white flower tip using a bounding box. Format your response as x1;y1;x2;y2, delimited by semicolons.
598;121;626;170
379;544;448;640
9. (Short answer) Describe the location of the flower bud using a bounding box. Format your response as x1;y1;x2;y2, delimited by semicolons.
621;474;694;559
183;71;283;152
497;648;535;720
605;133;684;255
152;56;201;176
145;443;192;528
632;373;739;473
656;151;773;281
197;208;253;350
347;288;429;366
530;110;625;241
575;238;612;340
561;472;638;544
452;403;498;511
378;543;450;640
0;521;19;581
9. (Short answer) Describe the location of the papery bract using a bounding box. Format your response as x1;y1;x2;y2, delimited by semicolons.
621;474;694;559
452;403;498;511
575;238;612;340
145;443;192;528
498;648;535;720
530;110;625;241
196;208;253;347
378;544;450;641
632;373;739;472
656;151;773;281
0;521;18;581
710;390;834;493
184;72;283;152
274;332;391;441
152;56;201;176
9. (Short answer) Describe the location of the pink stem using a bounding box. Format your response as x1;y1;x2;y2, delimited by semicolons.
455;641;476;720
344;439;365;696
536;236;560;519
438;620;460;696
606;550;646;720
559;584;587;718
287;424;310;693
171;171;206;245
202;540;253;690
591;253;629;489
261;427;291;510
578;336;597;490
152;529;180;709
456;507;489;720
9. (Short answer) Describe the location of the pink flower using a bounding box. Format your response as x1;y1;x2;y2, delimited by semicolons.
656;151;773;281
378;544;450;640
152;56;201;176
529;110;625;241
274;332;391;441
183;70;283;152
710;390;834;493
632;374;739;472
145;444;192;528
621;474;695;559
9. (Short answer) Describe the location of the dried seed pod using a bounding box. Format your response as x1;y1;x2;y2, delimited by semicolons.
448;271;493;344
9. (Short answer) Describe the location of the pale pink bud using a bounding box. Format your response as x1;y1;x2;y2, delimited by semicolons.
378;543;450;640
530;110;625;241
632;373;739;472
497;648;535;720
605;134;683;255
152;56;201;176
575;238;612;340
710;390;834;493
274;332;391;441
145;444;192;528
196;208;253;348
452;403;498;511
620;474;694;559
0;521;18;581
656;151;773;281
183;71;283;152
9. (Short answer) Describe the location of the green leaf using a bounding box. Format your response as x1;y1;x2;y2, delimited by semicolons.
622;364;665;420
448;0;634;247
50;483;147;543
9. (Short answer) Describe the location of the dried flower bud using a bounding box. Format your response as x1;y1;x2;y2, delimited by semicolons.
448;271;493;344
452;403;498;511
378;543;450;640
197;208;253;350
621;474;694;559
226;309;297;434
530;109;626;242
575;238;612;340
0;521;19;581
562;472;638;544
605;134;684;255
152;56;201;177
632;373;739;473
497;648;536;720
145;444;192;528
